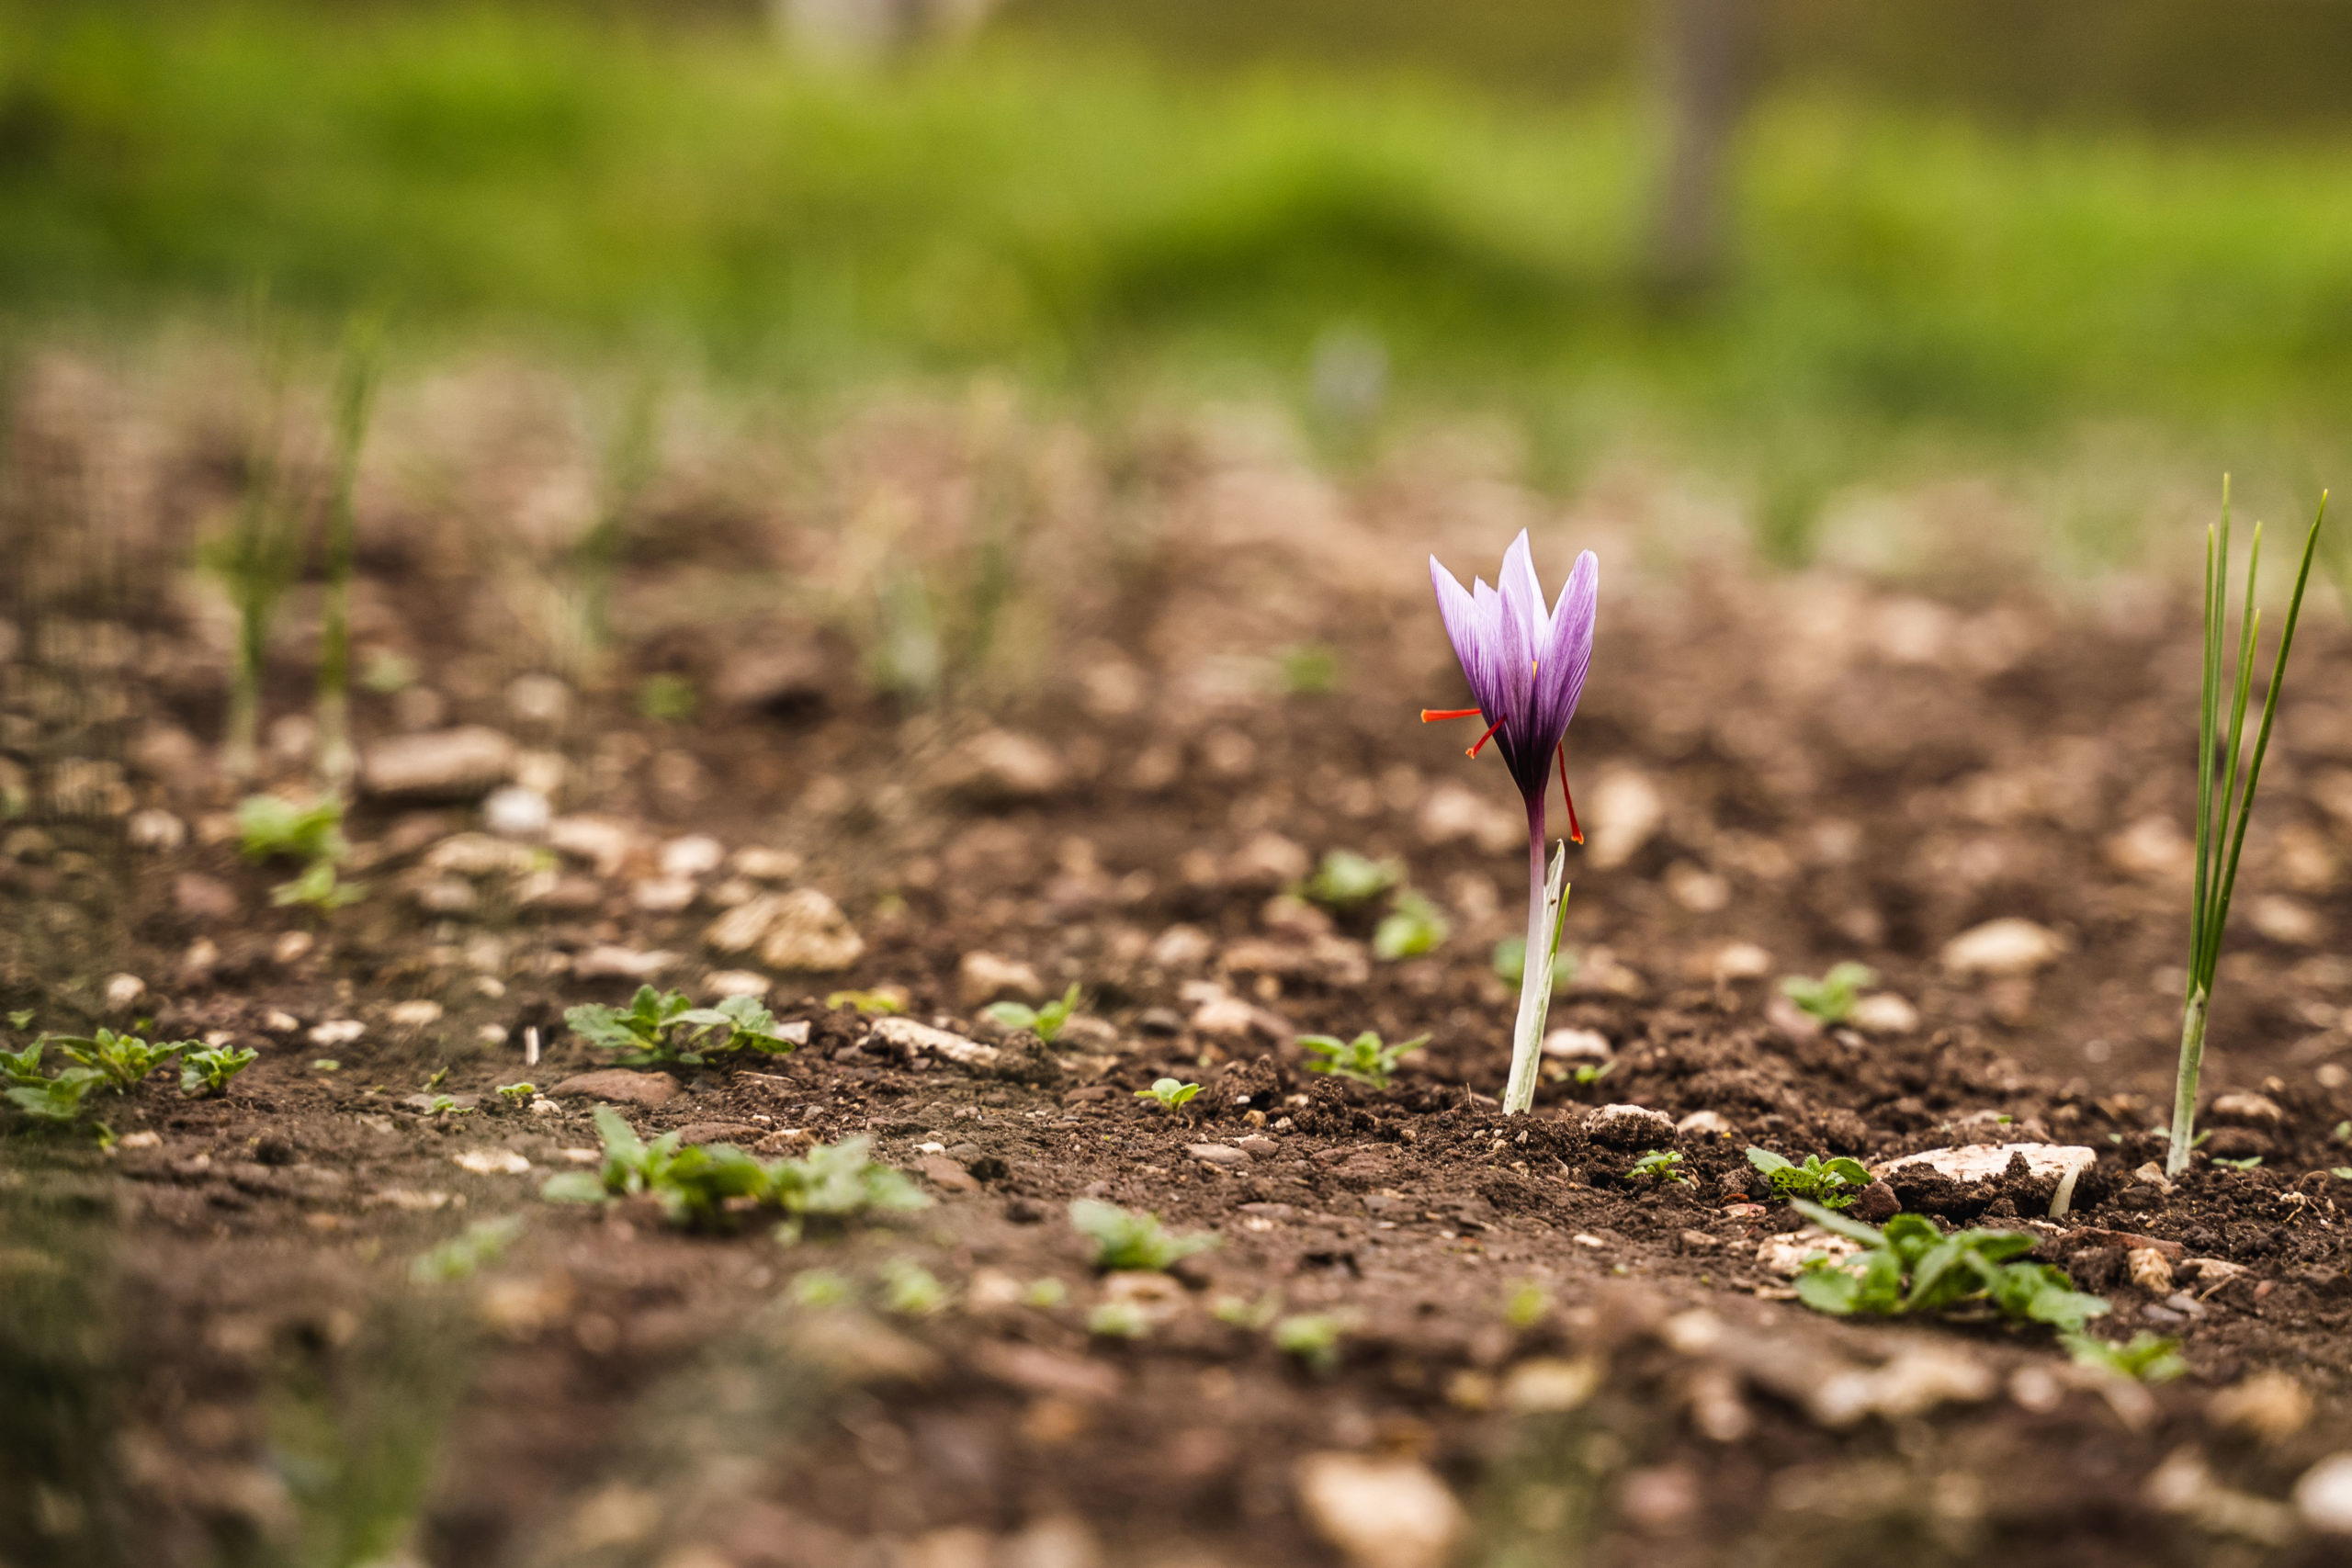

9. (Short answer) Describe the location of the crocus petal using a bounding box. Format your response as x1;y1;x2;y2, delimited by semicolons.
1498;530;1548;662
1430;557;1506;718
1533;549;1599;741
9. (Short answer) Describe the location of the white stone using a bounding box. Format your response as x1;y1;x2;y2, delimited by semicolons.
548;815;638;876
2293;1454;2352;1534
959;951;1044;1009
706;889;865;973
1676;1110;1736;1138
102;973;146;1011
2104;816;2195;882
1227;831;1311;887
1940;918;2066;977
389;1000;444;1029
424;833;541;878
1850;993;1919;1035
483;786;552;839
1711;942;1772;981
573;946;679;981
1583;1103;1675;1148
1872;1142;2097;1218
631;877;697;913
362;727;517;800
504;673;571;727
1501;1357;1600;1413
309;1019;367;1047
128;808;187;852
453;1148;531;1176
1294;1453;1464;1568
2210;1092;2286;1126
703;969;772;999
1414;783;1521;855
2251;896;2322;946
942;729;1067;802
731;846;801;882
1148;924;1215;971
660;835;725;879
1540;1028;1611;1063
1758;1231;1860;1277
1811;1346;1994;1427
870;1016;1000;1069
1585;769;1665;871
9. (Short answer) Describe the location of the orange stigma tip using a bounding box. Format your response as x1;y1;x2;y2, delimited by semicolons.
1419;706;1482;723
1465;714;1508;758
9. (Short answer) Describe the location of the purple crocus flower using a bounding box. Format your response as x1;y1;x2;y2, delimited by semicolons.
1424;530;1598;1113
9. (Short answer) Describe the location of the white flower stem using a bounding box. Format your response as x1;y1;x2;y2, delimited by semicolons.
1503;801;1568;1115
2165;984;2209;1179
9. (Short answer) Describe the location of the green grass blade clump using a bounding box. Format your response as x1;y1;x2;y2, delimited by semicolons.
2169;483;2326;1178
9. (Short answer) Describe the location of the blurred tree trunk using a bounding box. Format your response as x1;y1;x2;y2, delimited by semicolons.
1647;0;1758;292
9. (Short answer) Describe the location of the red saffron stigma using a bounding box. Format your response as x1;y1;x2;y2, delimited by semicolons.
1465;714;1508;758
1557;744;1583;844
1419;706;1482;722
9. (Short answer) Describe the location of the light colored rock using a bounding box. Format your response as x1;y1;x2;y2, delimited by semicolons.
548;815;638;876
504;672;571;727
1583;1103;1675;1149
732;845;801;882
103;973;146;1011
1540;1028;1611;1063
2105;815;2194;882
942;729;1067;803
424;833;541;878
1294;1453;1464;1568
1811;1346;1995;1427
575;946;680;981
453;1148;531;1176
1414;783;1521;855
309;1019;366;1048
1226;831;1310;888
1186;1143;1247;1168
1665;861;1729;912
2210;1092;2285;1126
631;877;697;913
959;951;1044;1009
1712;941;1772;982
2296;1454;2352;1534
1676;1110;1736;1138
870;1016;1001;1070
1148;924;1215;972
1850;993;1919;1035
918;1154;980;1193
483;786;552;839
2127;1247;2176;1294
1500;1357;1600;1414
547;1069;679;1107
2211;1372;2311;1444
389;1000;444;1029
660;835;725;879
1758;1231;1860;1277
128;808;187;852
1940;918;2065;977
1586;768;1665;871
2250;896;2322;946
706;889;865;973
1873;1142;2097;1218
362;727;517;800
703;969;772;999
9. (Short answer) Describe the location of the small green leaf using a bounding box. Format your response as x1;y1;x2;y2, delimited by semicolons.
539;1171;610;1204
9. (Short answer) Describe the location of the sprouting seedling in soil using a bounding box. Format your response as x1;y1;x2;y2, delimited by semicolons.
2062;1330;2187;1384
315;314;382;795
2170;484;2327;1179
495;1082;537;1104
239;795;365;909
565;986;797;1066
1425;532;1598;1113
425;1095;471;1117
1627;1149;1690;1185
637;672;697;722
879;1258;949;1316
408;1215;524;1286
53;1029;191;1093
1566;1061;1614;1087
542;1108;927;1231
986;982;1082;1043
1135;1077;1202;1111
825;989;905;1016
1780;963;1877;1026
1373;891;1451;962
1;1041;47;1085
8;1010;36;1031
1503;1280;1551;1329
1213;1292;1283;1329
2211;1155;2262;1171
791;1269;855;1308
1281;643;1340;695
1087;1301;1150;1339
205;341;304;783
1069;1198;1219;1272
6;1066;105;1123
1786;1199;2109;1332
180;1044;259;1099
1272;1312;1351;1374
1747;1147;1874;1210
1301;849;1401;910
1298;1030;1428;1089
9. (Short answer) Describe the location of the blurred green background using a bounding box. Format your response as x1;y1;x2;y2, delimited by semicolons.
7;0;2352;561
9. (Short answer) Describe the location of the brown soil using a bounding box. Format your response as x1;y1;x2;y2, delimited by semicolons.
6;376;2352;1568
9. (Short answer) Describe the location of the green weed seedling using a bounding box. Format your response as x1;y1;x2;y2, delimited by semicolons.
1135;1077;1201;1111
1781;963;1877;1026
2063;1330;2188;1384
879;1258;949;1316
425;1095;470;1117
2212;1155;2263;1171
1280;644;1340;695
1298;1030;1428;1089
181;1044;259;1099
495;1082;536;1104
1069;1199;1219;1272
1568;1061;1614;1087
1272;1313;1350;1373
1788;1199;2108;1332
985;982;1081;1043
54;1028;191;1093
790;1269;854;1308
825;989;905;1015
1373;891;1450;961
239;795;365;908
1627;1150;1690;1185
1087;1301;1150;1339
6;1067;105;1123
1747;1147;1874;1210
1;1041;47;1085
1302;850;1400;910
542;1110;928;1233
273;859;367;911
1503;1280;1551;1330
409;1216;524;1285
565;986;797;1066
1213;1292;1283;1329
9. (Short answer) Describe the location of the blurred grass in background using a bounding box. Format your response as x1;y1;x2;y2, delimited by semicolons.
6;0;2352;562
